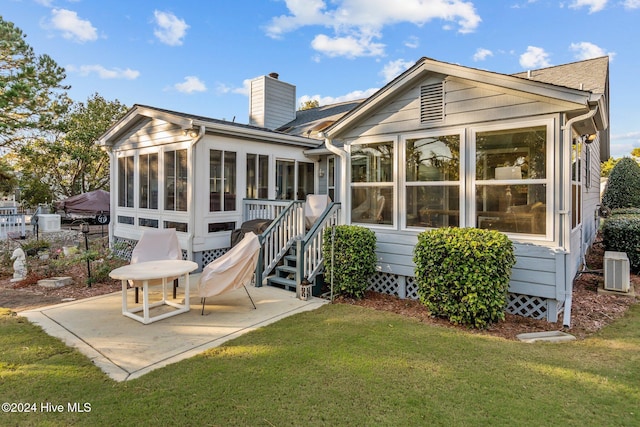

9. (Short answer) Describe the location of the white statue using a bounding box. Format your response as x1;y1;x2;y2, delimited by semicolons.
10;247;27;282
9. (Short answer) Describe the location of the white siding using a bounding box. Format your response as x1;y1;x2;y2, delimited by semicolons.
249;76;296;130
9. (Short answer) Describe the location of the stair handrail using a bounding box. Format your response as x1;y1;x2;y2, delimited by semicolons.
256;200;305;284
296;202;342;285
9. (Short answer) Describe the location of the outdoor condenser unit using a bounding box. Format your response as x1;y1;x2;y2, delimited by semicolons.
604;251;630;293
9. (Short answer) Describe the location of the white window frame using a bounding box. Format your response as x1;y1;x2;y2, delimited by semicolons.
400;128;466;231
347;137;396;228
469;118;555;242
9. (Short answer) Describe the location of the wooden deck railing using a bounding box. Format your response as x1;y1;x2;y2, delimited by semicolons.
296;202;341;284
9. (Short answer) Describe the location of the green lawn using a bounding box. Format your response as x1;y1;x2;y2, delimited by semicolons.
1;304;639;426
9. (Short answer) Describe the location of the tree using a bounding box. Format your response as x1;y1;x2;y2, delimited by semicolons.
299;99;320;110
0;16;71;148
0;156;17;196
601;157;620;178
13;94;128;204
601;157;640;209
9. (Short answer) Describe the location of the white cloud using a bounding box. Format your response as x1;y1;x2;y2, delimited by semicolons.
153;10;189;46
311;33;385;58
298;87;379;106
623;0;640;8
67;64;140;79
173;76;207;94
47;9;97;43
569;41;615;60
216;79;251;96
380;59;414;82
568;0;608;13
266;0;481;58
404;36;420;49
519;46;551;69
473;48;493;61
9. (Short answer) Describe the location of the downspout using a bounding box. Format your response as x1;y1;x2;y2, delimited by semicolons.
187;125;206;263
560;105;598;327
321;133;348;224
104;147;116;248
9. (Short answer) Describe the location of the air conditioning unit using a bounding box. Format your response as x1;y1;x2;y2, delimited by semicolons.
604;251;630;293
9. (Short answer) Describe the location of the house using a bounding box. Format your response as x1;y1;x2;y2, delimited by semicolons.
99;56;609;325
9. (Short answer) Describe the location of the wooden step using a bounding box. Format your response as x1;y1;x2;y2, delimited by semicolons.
275;265;297;277
267;276;297;291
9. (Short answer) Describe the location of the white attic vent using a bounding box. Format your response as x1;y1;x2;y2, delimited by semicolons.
604;251;630;293
420;82;444;124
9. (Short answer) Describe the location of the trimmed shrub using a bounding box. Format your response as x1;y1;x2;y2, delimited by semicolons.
413;227;516;328
602;157;640;209
602;214;640;272
322;225;376;299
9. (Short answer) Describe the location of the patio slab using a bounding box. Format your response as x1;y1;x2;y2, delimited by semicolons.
19;274;328;382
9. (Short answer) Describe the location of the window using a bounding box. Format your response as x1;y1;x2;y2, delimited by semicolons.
210;149;236;211
208;222;236;233
405;134;460;228
475;125;547;235
572;138;582;229
246;154;268;199
164;149;188;211
351;141;394;225
117;155;134;207
297;162;314;200
117;215;134;225
139;153;158;209
139;217;159;228
164;221;188;233
327;156;335;201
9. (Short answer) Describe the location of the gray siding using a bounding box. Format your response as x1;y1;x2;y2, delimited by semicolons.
342;76;570;139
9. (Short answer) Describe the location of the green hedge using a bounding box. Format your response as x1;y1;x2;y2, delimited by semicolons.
413;227;516;328
602;214;640;271
322;225;377;299
602;158;640;209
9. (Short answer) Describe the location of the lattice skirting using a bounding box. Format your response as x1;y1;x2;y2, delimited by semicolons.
368;271;558;322
201;248;229;267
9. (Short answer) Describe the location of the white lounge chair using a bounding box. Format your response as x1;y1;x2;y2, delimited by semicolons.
198;231;261;315
129;228;182;303
304;194;332;229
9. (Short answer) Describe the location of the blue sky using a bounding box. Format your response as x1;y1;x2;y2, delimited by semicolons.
2;0;638;157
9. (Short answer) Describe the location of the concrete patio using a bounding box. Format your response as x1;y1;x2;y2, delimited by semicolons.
19;274;328;382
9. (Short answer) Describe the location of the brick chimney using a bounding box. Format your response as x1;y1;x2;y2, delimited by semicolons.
249;73;296;130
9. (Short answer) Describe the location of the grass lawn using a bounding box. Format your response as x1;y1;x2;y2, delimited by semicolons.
1;304;639;426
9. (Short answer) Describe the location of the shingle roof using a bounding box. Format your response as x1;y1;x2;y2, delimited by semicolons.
277;99;364;139
511;56;609;94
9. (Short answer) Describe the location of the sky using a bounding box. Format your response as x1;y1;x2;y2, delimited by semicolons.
2;0;639;158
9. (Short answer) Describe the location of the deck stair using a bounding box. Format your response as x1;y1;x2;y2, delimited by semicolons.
267;245;299;292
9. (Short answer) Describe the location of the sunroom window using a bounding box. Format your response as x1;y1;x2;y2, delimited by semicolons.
350;141;394;225
117;155;134;208
164;149;188;212
210;149;236;212
405;134;460;228
246;153;268;199
475;125;547;235
139;153;158;209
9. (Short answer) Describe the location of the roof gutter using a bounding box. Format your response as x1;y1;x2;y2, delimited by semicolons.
187;125;205;263
560;104;598;328
321;132;348;224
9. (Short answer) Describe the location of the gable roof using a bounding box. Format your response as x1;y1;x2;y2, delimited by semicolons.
99;104;320;149
325;56;608;139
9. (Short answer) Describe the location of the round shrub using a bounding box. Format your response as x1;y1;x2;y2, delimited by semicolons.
413;227;516;328
322;225;376;299
602;158;640;209
602;214;640;272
